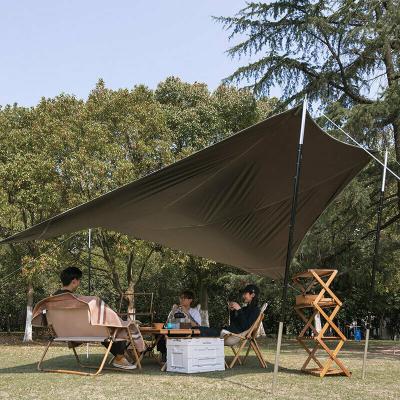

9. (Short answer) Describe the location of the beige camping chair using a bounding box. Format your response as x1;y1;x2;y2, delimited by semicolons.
223;303;268;369
33;295;143;376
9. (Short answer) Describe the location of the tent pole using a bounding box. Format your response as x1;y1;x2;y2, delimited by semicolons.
87;228;93;359
88;228;92;296
362;149;388;379
272;96;307;394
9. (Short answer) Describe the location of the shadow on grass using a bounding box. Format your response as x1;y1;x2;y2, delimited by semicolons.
0;350;305;381
286;339;400;361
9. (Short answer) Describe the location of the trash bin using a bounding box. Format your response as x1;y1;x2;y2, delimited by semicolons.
354;328;361;341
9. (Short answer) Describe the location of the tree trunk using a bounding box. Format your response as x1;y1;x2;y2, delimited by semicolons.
199;282;209;327
23;280;34;342
97;231;123;296
392;119;400;211
125;283;135;321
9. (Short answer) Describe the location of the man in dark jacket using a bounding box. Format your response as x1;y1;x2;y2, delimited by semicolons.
199;284;261;337
226;284;260;333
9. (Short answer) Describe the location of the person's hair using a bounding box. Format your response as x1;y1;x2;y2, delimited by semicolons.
180;290;194;300
243;284;260;308
60;267;82;286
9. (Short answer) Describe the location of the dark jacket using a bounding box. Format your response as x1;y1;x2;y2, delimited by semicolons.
226;304;260;333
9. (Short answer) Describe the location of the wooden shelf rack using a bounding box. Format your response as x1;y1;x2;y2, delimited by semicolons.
292;269;351;377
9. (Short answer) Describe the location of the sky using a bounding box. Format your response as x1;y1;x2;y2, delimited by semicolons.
0;0;256;107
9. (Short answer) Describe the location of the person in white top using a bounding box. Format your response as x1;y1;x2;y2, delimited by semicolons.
177;290;201;327
157;290;201;362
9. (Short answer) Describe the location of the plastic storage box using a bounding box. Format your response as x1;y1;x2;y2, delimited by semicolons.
166;337;225;373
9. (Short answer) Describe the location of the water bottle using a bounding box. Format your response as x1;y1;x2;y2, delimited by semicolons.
166;309;175;329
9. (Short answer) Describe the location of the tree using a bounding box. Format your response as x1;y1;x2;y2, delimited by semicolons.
0;77;278;337
0;98;81;340
218;0;400;200
218;1;400;333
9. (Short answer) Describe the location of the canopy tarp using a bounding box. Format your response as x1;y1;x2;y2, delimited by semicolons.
1;107;370;278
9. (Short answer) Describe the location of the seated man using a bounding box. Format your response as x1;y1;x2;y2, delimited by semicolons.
198;284;261;337
157;289;201;361
169;290;201;327
52;266;137;370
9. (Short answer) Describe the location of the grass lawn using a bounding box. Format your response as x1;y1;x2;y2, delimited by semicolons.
0;335;399;400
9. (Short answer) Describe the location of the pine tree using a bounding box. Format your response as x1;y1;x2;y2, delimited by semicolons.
218;1;400;202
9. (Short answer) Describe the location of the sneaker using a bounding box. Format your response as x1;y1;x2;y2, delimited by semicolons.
112;356;137;370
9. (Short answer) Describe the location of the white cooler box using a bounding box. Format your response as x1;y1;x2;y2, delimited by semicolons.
166;337;225;373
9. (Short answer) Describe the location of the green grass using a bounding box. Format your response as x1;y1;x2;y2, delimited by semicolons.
0;337;399;400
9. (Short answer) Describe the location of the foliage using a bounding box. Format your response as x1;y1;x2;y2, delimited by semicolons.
0;78;278;332
0;67;399;337
217;0;400;336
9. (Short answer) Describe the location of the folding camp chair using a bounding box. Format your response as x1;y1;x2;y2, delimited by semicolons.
34;300;142;376
223;303;268;369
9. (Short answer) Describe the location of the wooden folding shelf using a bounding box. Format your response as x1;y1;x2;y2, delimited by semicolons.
292;269;351;377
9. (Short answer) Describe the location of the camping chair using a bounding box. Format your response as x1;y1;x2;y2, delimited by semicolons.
33;295;143;376
223;303;268;369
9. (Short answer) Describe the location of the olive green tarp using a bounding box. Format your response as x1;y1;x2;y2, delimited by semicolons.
1;107;370;278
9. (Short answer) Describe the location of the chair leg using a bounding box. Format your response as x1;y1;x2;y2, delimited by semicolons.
127;328;142;370
251;339;267;367
250;340;267;368
242;343;252;364
37;339;54;372
38;339;105;376
229;340;248;369
230;346;243;365
74;342;140;374
72;340;114;376
94;340;113;376
128;343;141;370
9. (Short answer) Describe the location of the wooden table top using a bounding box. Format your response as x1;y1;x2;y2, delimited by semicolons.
139;326;200;335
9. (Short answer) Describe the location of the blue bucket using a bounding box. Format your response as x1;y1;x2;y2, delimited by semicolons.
354;328;362;341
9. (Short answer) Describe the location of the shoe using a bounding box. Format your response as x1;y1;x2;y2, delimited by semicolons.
112;356;137;370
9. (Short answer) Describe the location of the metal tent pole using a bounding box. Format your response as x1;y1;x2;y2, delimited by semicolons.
87;228;92;359
86;228;92;358
362;149;388;379
88;228;92;295
272;96;307;393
